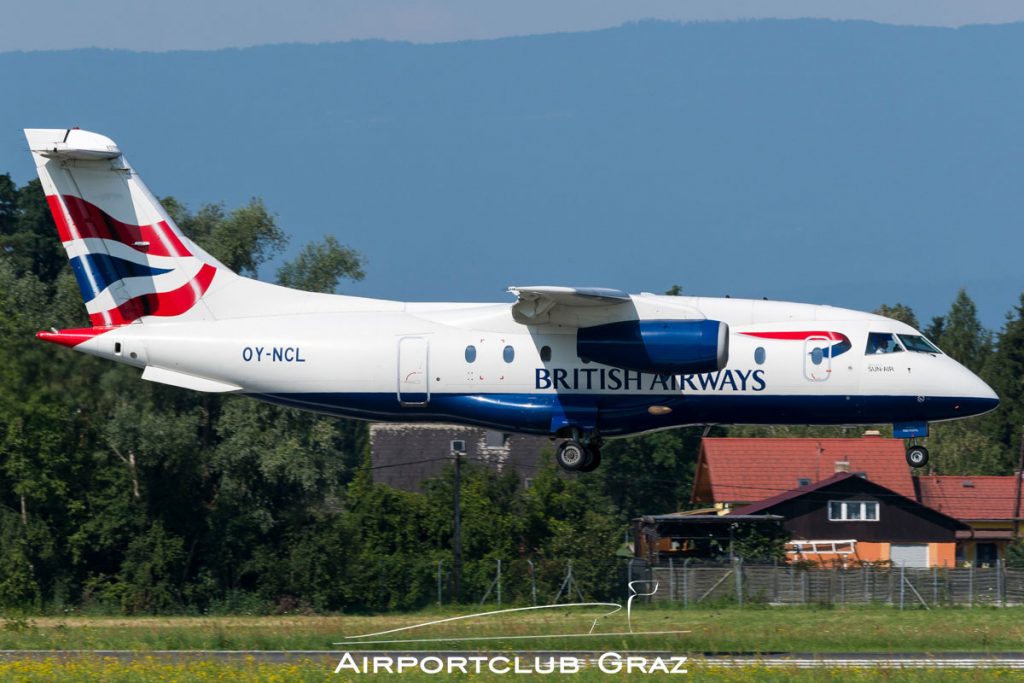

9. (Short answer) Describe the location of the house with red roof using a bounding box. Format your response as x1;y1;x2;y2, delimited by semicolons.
692;434;915;507
917;475;1024;566
731;472;967;567
690;435;1021;567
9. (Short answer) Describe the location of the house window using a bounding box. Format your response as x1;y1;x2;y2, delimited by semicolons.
976;543;998;566
485;430;508;449
828;500;879;522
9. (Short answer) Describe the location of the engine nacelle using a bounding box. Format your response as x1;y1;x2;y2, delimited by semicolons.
576;319;729;375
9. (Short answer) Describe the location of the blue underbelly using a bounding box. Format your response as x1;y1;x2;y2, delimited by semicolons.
252;392;993;436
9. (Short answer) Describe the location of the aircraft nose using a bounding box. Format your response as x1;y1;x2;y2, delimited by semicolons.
956;367;999;417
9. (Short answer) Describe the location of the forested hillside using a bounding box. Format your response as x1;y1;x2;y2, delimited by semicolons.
0;175;1019;612
3;21;1023;323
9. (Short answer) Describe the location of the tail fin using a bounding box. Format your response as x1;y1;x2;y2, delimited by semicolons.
25;128;233;327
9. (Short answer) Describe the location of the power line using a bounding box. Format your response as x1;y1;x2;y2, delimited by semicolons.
365;456;450;471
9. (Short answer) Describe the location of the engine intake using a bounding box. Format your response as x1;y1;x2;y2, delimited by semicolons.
577;319;729;374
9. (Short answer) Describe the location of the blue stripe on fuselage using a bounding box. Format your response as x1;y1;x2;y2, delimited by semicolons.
251;392;997;437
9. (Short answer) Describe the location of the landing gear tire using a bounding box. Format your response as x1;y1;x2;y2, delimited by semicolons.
579;446;602;472
906;445;930;468
556;440;587;471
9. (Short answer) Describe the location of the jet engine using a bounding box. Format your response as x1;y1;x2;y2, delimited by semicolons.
576;319;729;374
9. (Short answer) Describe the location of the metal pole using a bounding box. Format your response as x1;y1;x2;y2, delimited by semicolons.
899;565;905;610
969;563;974;608
453;450;462;602
735;557;743;607
995;557;1003;606
773;558;779;604
683;559;690;609
627;558;633;600
528;559;537;606
669;558;675;602
437;560;443;606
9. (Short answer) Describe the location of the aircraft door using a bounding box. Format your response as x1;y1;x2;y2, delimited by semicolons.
397;336;430;406
803;336;832;382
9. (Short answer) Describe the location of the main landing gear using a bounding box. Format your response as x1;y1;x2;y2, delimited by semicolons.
556;436;602;472
905;444;929;468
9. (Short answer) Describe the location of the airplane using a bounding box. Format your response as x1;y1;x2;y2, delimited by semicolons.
25;128;999;472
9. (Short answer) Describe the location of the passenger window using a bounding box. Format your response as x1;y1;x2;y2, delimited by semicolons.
754;347;766;365
465;345;477;363
865;332;903;355
540;345;552;362
503;345;515;363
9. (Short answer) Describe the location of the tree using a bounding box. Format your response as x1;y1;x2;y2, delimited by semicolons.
165;197;288;277
277;235;365;293
937;289;990;373
594;429;706;519
0;178;64;283
924;316;945;343
926;420;1005;475
980;294;1024;464
874;303;919;329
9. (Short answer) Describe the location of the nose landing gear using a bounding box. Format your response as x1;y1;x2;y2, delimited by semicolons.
906;444;929;468
895;422;930;469
555;433;603;472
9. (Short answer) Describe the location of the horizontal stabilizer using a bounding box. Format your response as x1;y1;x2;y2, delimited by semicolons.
28;129;122;160
142;366;241;393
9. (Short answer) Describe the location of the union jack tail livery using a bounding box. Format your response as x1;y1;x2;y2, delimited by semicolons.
26;128;231;328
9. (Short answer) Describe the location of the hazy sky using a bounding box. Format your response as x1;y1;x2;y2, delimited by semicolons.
3;0;1024;52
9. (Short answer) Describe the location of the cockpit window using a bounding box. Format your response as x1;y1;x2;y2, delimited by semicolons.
898;334;941;354
865;332;903;355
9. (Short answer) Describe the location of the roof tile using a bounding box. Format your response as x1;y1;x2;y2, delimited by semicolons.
917;475;1022;520
695;437;915;503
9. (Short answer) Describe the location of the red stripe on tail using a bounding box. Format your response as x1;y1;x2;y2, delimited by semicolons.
47;194;192;258
87;264;217;326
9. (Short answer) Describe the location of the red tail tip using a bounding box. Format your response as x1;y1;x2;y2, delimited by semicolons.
37;327;112;348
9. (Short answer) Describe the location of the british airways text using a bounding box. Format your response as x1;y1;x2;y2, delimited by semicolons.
535;367;766;392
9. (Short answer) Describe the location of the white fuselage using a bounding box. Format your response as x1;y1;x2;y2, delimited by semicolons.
73;288;998;438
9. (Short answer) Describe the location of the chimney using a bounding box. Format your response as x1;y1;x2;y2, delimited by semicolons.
834;461;851;473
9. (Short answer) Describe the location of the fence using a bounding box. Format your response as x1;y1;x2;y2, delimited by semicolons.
634;559;1024;608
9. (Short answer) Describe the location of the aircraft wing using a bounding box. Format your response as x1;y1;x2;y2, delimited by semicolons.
508;286;632;326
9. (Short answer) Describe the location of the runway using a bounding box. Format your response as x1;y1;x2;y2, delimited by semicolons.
1;650;1023;668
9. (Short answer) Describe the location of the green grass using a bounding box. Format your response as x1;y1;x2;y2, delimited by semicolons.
0;658;1019;682
1;605;1022;653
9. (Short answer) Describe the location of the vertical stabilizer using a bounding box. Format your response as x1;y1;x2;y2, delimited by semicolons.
25;128;234;327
